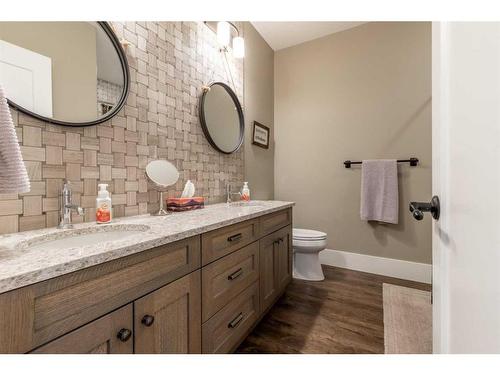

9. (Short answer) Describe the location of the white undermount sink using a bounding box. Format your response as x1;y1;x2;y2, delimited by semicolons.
17;224;150;251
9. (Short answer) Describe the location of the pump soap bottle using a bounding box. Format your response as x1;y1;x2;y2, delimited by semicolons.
96;183;112;224
241;182;250;201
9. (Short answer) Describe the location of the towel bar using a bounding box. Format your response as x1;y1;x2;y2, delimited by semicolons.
343;157;419;168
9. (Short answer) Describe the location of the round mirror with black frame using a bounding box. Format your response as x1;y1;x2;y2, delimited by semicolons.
199;82;244;154
0;21;129;127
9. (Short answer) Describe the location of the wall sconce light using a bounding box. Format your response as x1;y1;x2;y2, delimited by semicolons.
208;21;245;59
232;36;245;58
217;21;231;47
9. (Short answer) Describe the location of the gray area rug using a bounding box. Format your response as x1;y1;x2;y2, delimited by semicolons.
383;283;432;354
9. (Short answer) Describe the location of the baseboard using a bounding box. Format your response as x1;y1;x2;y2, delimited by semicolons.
319;249;432;284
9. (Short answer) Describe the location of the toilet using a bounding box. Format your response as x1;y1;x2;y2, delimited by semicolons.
292;228;327;281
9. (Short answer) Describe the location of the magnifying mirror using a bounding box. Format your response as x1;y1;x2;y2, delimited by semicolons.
145;160;179;215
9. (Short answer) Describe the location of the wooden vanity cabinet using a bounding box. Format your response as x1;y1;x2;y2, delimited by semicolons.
0;207;293;354
0;236;200;354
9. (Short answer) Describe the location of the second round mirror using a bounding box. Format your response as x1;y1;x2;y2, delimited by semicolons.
199;82;244;154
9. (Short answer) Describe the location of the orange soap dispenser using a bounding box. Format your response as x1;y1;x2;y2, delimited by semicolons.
241;182;250;201
96;183;112;224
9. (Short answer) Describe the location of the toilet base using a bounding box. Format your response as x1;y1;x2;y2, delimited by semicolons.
293;251;325;281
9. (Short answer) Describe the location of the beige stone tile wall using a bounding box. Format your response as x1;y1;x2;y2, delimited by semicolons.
0;22;244;234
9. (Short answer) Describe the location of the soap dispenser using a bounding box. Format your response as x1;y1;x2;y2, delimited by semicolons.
241;182;250;201
96;183;112;224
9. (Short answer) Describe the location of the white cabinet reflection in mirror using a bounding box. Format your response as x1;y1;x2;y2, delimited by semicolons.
0;40;53;117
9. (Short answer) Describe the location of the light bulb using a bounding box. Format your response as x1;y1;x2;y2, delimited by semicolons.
217;21;230;47
233;36;245;58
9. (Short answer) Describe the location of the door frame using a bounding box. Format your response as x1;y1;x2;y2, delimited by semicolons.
431;21;450;354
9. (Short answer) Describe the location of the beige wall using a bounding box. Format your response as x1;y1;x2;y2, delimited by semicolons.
243;23;274;199
274;22;432;263
0;22;98;122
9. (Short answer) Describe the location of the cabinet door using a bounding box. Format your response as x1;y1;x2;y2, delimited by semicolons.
134;270;201;353
276;226;292;291
259;232;280;313
259;226;292;313
31;304;133;354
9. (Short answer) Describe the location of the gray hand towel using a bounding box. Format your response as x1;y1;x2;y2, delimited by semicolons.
360;160;398;224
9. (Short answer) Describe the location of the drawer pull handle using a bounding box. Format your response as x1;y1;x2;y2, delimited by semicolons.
117;328;132;342
141;314;155;327
227;233;242;242
228;312;244;329
228;268;243;281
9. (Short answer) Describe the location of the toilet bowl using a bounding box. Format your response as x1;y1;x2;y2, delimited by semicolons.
292;228;327;281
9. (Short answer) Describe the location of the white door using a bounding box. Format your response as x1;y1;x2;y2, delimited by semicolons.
0;39;52;117
432;22;500;353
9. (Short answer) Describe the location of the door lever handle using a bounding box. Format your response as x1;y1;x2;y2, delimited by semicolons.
409;196;440;221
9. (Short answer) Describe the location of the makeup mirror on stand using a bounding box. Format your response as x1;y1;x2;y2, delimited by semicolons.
145;160;179;216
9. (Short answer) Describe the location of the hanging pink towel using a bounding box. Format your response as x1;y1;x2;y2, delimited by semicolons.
0;85;30;194
360;160;398;224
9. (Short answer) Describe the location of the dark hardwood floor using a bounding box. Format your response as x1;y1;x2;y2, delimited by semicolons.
236;265;431;354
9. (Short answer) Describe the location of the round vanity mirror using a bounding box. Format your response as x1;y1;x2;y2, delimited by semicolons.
145;160;179;216
199;82;244;154
146;160;179;189
0;22;129;126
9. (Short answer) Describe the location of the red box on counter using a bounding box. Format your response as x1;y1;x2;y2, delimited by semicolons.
166;197;205;212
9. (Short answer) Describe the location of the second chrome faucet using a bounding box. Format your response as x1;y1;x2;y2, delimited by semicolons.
226;183;242;204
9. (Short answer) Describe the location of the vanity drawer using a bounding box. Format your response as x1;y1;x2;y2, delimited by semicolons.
0;236;200;353
201;219;259;265
202;282;260;354
202;242;259;322
259;208;292;237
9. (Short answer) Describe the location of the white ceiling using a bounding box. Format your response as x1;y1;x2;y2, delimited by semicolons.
251;22;366;51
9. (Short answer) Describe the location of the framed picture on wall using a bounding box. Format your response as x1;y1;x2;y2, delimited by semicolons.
252;121;270;149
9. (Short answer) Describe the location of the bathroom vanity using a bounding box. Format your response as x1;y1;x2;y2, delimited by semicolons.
0;201;293;354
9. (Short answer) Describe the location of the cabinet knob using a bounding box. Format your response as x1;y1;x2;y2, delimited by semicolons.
117;328;132;342
141;314;155;327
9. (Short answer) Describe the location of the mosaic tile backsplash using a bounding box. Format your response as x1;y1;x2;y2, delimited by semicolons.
0;21;244;234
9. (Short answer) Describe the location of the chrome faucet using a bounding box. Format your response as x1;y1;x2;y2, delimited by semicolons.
226;183;242;204
58;180;85;229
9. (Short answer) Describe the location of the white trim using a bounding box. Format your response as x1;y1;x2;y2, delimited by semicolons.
319;249;432;284
431;21;450;354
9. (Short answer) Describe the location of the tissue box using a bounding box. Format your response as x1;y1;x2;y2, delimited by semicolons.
166;197;205;212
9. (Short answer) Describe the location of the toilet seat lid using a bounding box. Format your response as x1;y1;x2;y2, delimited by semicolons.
293;228;327;240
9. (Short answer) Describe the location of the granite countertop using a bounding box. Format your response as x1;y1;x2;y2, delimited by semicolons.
0;200;294;294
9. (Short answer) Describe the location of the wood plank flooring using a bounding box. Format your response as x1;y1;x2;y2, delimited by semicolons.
236;265;431;354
